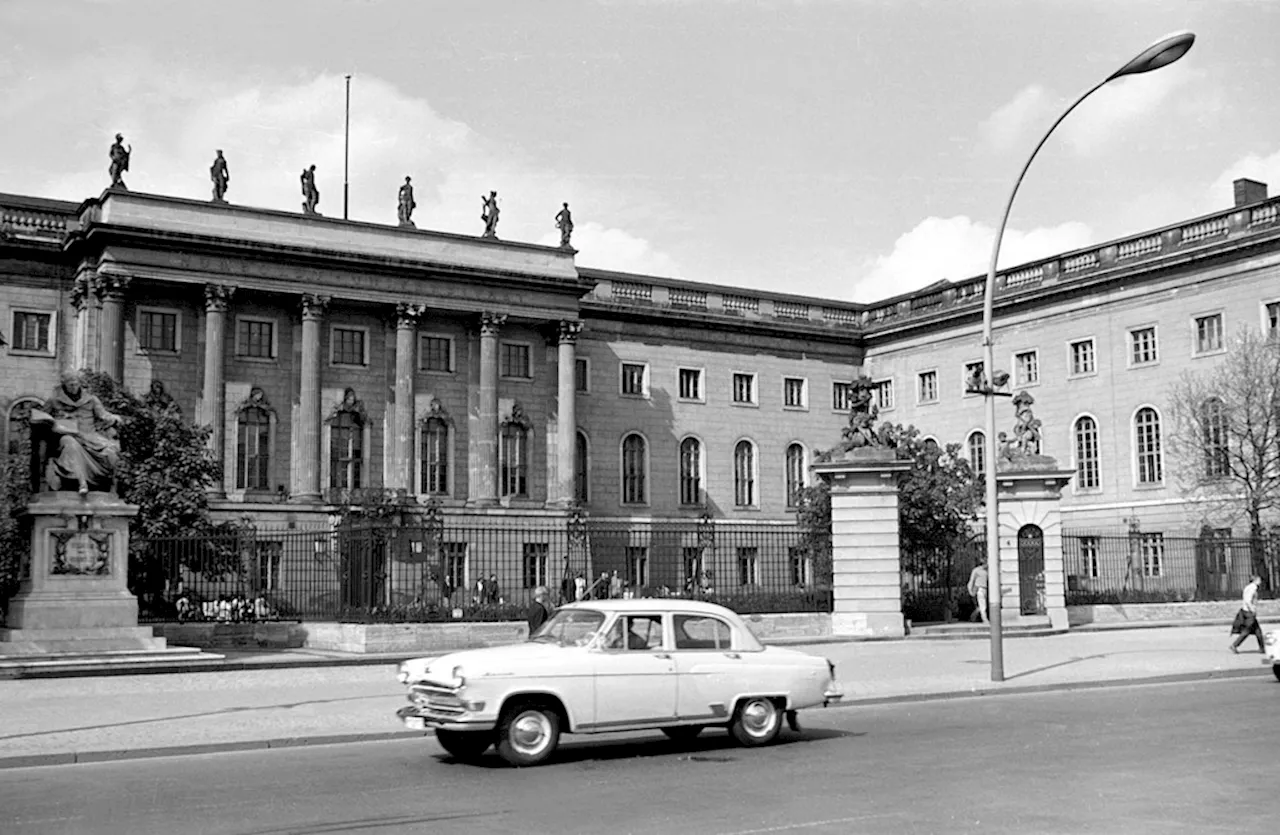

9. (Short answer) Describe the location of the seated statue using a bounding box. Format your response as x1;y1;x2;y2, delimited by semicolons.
29;373;123;496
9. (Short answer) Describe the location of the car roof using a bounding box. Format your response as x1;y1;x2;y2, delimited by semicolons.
561;598;735;615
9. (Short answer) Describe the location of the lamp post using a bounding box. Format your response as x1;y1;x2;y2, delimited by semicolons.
980;31;1194;682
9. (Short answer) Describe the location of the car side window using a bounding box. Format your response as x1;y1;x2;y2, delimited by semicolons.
603;615;664;651
674;615;733;651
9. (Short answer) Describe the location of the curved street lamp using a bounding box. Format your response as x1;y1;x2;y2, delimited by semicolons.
980;32;1195;682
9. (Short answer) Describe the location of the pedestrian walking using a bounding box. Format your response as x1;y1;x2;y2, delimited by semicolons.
967;558;990;624
527;585;552;634
1229;574;1266;653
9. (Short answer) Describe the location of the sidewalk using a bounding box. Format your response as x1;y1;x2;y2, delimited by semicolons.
0;623;1274;769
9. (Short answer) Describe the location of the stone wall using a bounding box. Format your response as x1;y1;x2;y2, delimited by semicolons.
1068;599;1280;626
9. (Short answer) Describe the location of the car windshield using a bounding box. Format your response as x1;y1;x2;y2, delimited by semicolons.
529;609;606;646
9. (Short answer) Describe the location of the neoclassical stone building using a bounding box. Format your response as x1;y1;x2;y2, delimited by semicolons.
3;176;1278;549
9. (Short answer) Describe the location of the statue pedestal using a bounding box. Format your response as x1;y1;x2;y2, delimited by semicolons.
813;449;912;638
994;461;1075;631
0;492;168;655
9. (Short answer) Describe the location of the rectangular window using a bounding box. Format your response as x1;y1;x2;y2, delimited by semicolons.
443;543;468;593
137;309;178;353
1267;302;1280;340
522;543;549;589
917;370;938;404
732;373;757;405
1130;326;1158;366
626;546;649;589
255;541;283;592
832;382;854;411
237;318;276;359
420;336;452;372
1070;339;1095;376
737;547;759;586
678;368;703;401
1015;350;1039;385
874;379;894;411
500;343;530;378
11;311;52;353
683;547;702;590
332;327;367;366
788;546;811;587
575;358;589;393
620;362;648;396
1079;536;1100;579
963;361;984;395
1194;313;1224;355
1140;533;1164;577
783;377;806;408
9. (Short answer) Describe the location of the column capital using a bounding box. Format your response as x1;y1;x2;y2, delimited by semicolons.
204;283;237;312
71;274;94;312
93;274;131;301
479;312;507;336
557;320;584;345
301;293;330;321
395;302;427;329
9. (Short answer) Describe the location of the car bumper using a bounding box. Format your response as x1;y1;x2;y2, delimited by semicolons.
823;685;844;706
396;705;497;732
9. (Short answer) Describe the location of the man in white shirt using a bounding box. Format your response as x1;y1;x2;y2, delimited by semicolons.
1229;575;1265;653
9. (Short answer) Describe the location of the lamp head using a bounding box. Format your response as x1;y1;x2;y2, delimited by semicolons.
1108;31;1195;81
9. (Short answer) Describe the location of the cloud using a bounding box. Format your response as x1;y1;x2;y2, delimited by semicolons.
978;85;1051;154
0;54;679;274
1209;147;1280;205
852;215;1094;303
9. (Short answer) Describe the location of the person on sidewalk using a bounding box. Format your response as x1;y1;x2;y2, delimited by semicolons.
1229;574;1266;654
967;559;990;624
527;585;552;634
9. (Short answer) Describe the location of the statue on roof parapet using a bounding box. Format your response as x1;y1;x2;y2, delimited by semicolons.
210;150;230;203
555;202;574;248
398;176;416;227
481;190;500;238
301;165;320;215
108;133;131;190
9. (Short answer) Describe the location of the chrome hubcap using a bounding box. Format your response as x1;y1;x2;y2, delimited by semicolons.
742;700;777;736
510;712;551;754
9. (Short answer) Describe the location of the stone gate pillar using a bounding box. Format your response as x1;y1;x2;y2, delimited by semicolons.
994;465;1074;630
813;448;911;638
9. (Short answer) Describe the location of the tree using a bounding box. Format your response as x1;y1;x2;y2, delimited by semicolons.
794;422;981;587
1167;329;1280;581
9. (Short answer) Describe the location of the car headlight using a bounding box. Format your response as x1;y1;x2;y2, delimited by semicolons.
451;665;467;688
397;662;410;684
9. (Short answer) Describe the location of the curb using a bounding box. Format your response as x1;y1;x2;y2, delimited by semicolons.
2;666;1271;771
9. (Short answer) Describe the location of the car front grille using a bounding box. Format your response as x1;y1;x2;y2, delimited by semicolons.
408;684;466;717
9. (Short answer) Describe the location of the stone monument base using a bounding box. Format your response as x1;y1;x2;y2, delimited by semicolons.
0;492;172;656
831;611;905;639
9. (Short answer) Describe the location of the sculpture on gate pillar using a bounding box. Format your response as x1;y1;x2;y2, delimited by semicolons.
29;373;124;496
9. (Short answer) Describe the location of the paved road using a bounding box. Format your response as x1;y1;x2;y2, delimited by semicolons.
3;677;1274;835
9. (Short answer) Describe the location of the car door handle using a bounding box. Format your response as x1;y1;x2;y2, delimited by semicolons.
653;653;671;659
723;652;740;659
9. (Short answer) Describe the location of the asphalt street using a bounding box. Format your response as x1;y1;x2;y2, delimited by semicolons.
2;676;1275;835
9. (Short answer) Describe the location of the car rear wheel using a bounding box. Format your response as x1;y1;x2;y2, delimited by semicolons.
495;702;561;767
729;697;782;747
435;729;492;762
661;725;705;742
1273;663;1280;682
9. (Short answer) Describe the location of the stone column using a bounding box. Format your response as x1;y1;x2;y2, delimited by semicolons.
392;303;425;492
203;284;235;498
812;449;912;638
295;293;329;503
994;465;1074;630
95;275;130;381
71;274;93;371
474;312;506;506
555;321;582;506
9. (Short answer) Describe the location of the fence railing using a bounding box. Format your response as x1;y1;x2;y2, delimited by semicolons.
130;518;831;623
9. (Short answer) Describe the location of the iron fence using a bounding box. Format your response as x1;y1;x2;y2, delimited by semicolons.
900;536;986;624
131;515;831;623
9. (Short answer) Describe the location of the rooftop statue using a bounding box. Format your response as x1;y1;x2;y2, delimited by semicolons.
109;133;131;190
398;176;416;227
481;190;500;238
555;202;574;248
301;165;320;215
210;150;230;202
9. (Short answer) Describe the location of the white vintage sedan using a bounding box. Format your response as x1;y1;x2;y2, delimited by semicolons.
395;599;844;766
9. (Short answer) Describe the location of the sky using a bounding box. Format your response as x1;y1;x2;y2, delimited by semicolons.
2;0;1278;304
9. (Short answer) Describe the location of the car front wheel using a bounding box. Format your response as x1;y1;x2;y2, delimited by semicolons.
495;703;561;767
729;697;782;747
1273;663;1280;683
435;729;492;762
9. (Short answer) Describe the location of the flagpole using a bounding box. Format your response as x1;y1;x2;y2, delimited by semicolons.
343;74;351;220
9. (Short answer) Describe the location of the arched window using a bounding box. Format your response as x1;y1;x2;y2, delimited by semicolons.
679;437;702;506
575;431;590;504
1134;407;1163;485
967;431;985;480
785;443;806;508
421;417;449;496
6;398;39;456
1074;416;1100;490
621;433;647;504
734;440;756;507
236;406;271;491
1201;397;1229;478
500;423;529;497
